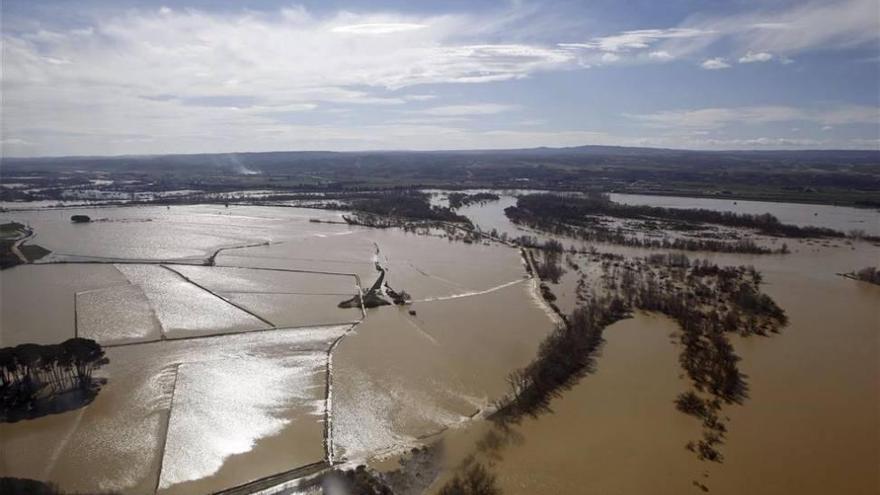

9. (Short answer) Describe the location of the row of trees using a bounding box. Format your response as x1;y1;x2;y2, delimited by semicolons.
1;338;108;417
350;190;472;224
447;192;501;209
509;246;788;465
493;296;630;420
602;256;787;462
514;193;856;239
530;239;565;283
505;204;779;254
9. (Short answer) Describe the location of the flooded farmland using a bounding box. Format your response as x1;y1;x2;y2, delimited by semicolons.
1;198;878;495
0;204;554;494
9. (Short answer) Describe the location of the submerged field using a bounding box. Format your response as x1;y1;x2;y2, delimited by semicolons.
1;197;878;494
0;204;553;494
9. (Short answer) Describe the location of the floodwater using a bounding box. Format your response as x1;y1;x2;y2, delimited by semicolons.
1;199;877;494
610;192;880;237
0;204;348;262
0;204;553;494
77;283;163;345
115;264;270;339
428;196;880;495
1;263;130;345
0;325;348;494
331;281;553;462
447;189;880;239
436;313;702;494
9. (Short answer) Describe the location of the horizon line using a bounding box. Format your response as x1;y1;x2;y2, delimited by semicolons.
3;143;879;161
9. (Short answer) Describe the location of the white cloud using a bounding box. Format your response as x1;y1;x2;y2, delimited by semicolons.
588;28;708;52
666;0;879;57
627;104;879;130
403;94;437;102
700;57;731;70
1;6;581;156
2;1;877;156
819;105;880;125
648;51;674;61
556;0;878;67
848;138;880;149
419;104;517;116
601;53;620;63
700;137;826;148
331;23;428;34
1;138;34;146
557;43;592;49
739;51;774;63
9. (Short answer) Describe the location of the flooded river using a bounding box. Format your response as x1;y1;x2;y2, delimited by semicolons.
428;191;880;495
610;192;880;237
1;198;878;494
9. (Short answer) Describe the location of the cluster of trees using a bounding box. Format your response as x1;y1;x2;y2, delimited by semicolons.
494;296;629;421
317;445;498;495
320;466;393;495
342;213;404;229
447;192;501;209
385;285;411;305
1;338;108;418
850;266;880;285
512;246;787;464
529;239;565;283
605;257;786;462
438;460;501;495
505;204;778;254
349;190;471;224
513;193;854;239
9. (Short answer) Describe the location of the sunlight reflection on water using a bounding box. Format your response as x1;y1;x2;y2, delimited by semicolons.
157;354;327;490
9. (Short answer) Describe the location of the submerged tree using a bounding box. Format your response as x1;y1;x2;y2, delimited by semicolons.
438;459;501;495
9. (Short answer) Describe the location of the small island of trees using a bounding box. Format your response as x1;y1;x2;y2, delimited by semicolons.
845;266;880;286
1;338;109;422
447;192;501;209
70;215;92;223
504;193;876;254
495;247;788;468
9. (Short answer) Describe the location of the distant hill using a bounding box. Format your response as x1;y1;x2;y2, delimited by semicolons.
2;145;878;207
3;145;879;175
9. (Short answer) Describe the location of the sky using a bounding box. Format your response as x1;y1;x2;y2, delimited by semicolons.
1;0;879;157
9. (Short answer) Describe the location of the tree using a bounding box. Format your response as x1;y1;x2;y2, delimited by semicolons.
438;461;500;495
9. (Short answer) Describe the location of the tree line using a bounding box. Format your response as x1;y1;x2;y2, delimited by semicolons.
505;203;781;255
496;248;788;467
349;190;472;223
447;192;501;209
513;193;862;239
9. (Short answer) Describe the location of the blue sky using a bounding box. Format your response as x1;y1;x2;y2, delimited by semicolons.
2;0;878;156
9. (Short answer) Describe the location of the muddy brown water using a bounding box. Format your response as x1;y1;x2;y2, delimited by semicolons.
422;196;880;495
0;205;551;494
1;201;878;494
